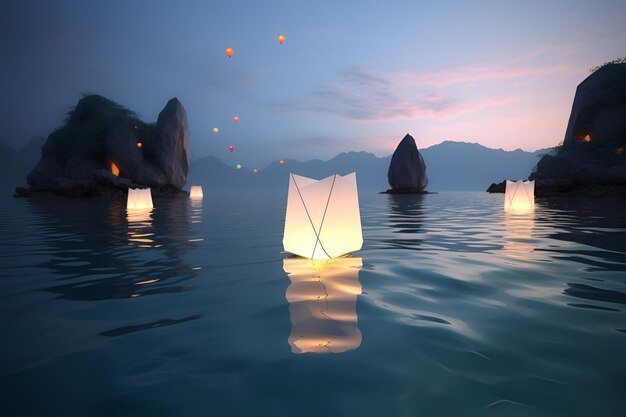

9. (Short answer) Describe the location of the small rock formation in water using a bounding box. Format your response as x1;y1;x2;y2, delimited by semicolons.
488;63;626;197
384;134;429;194
15;94;190;197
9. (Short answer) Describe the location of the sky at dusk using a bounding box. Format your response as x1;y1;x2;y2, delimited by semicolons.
1;0;625;167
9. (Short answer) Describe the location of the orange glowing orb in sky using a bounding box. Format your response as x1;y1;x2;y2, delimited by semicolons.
136;142;142;149
111;162;120;177
279;160;285;165
278;35;285;45
226;48;234;58
252;169;258;174
233;116;239;123
229;145;234;152
213;127;219;134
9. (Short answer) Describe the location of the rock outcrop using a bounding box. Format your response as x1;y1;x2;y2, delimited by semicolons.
528;63;626;196
19;95;190;197
385;134;429;193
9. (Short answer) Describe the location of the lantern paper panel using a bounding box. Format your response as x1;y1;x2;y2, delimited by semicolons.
189;185;203;199
504;180;535;213
283;173;363;260
127;188;153;210
283;257;362;354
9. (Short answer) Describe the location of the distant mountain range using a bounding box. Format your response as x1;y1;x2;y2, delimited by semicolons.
1;137;550;194
189;141;551;192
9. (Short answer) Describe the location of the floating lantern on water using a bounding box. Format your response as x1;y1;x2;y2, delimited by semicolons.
213;127;219;134
233;116;239;123
189;185;203;199
284;257;362;354
278;34;285;45
236;163;242;169
136;142;142;149
283;173;363;260
110;162;120;177
504;180;535;213
279;160;285;165
229;145;234;152
226;48;234;58
127;188;153;210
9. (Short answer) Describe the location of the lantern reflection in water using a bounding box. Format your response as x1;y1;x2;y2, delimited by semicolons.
502;211;536;262
283;256;363;354
126;209;157;248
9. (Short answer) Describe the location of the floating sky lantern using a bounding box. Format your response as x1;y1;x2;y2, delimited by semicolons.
236;163;242;169
127;188;153;210
110;162;120;177
278;34;285;45
213;127;219;134
233;116;239;123
136;142;142;149
229;145;234;152
189;185;203;199
283;173;363;260
252;169;258;174
284;257;363;354
279;160;285;165
504;180;535;213
226;47;234;58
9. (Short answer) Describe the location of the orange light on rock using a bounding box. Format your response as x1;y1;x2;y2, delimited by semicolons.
136;142;143;149
226;48;234;58
616;146;625;155
233;116;239;123
111;162;120;177
583;134;591;142
279;160;285;165
278;35;285;45
253;169;258;174
229;145;234;152
213;127;219;134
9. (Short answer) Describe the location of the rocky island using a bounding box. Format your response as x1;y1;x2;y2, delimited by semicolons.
488;62;626;197
15;94;190;197
384;134;429;194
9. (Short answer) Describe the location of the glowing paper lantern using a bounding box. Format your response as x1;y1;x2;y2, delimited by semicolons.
226;47;234;58
213;127;219;134
233;116;239;123
252;169;258;174
283;173;363;260
127;188;153;210
278;34;285;45
284;257;362;354
136;142;142;149
504;180;535;213
279;160;285;165
236;164;242;169
229;145;234;152
189;185;203;199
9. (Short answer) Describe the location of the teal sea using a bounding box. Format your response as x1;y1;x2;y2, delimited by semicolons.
1;191;625;416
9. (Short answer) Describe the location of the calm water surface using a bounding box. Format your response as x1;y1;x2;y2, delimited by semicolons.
1;191;625;416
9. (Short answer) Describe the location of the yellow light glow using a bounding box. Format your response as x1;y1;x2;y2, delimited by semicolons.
126;209;155;248
278;34;285;45
189;185;203;199
284;257;362;354
283;173;363;260
127;188;153;210
504;180;534;213
236;163;242;169
502;212;536;262
111;162;120;177
213;127;219;134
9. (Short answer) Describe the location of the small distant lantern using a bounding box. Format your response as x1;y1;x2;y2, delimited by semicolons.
236;163;242;169
111;162;120;177
189;185;203;199
233;116;239;123
226;48;234;58
252;169;258;174
504;180;535;213
283;173;363;260
213;127;219;134
229;145;234;152
616;146;625;155
278;35;285;45
136;142;143;149
279;160;285;165
127;188;153;210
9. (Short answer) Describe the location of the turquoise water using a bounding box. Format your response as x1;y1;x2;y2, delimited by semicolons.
1;191;625;416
